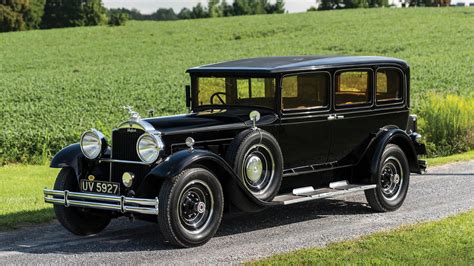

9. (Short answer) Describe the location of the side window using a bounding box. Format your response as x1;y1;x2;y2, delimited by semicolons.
282;73;329;110
335;70;371;107
376;68;403;103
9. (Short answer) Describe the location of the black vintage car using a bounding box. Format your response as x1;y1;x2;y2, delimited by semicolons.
44;56;427;247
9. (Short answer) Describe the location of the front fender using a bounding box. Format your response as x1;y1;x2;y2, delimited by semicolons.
148;149;229;179
50;144;84;178
139;149;275;209
369;128;421;178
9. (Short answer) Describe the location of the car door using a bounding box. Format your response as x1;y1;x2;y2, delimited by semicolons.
327;68;375;164
277;72;332;169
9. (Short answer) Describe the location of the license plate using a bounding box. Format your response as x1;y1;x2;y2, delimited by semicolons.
80;180;120;195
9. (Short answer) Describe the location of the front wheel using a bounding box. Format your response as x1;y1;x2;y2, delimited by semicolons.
365;144;410;212
53;168;111;235
158;168;224;248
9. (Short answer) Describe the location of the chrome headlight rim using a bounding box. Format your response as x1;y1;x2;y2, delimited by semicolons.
136;133;164;164
80;129;107;160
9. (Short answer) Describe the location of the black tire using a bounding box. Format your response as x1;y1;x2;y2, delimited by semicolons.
365;144;410;212
158;168;224;248
226;129;283;201
53;168;111;235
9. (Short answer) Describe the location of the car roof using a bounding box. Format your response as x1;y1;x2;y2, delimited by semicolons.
186;56;409;75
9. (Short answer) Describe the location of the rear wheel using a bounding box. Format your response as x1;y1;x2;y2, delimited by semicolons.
365;144;410;212
53;168;111;235
158;168;224;248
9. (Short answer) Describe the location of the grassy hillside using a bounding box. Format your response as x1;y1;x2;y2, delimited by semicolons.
1;8;473;164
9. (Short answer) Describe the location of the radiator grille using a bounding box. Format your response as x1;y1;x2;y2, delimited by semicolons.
111;128;150;191
112;128;144;161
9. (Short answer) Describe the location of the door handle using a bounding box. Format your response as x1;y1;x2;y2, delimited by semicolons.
327;114;337;121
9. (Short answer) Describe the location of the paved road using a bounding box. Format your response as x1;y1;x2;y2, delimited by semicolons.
1;161;473;264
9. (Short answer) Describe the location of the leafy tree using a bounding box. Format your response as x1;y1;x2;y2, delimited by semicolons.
317;0;342;10
232;0;251;15
23;0;45;29
192;2;208;18
0;0;28;32
368;0;389;7
108;11;128;26
41;0;107;29
208;0;222;17
151;8;178;20
82;0;107;25
177;7;193;19
265;0;285;13
253;0;268;14
220;0;234;16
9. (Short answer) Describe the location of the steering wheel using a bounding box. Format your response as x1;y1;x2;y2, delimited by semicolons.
210;92;229;105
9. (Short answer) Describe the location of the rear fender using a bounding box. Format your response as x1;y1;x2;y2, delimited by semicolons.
368;128;421;179
137;149;273;210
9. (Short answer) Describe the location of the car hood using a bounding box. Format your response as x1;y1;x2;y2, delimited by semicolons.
143;107;278;135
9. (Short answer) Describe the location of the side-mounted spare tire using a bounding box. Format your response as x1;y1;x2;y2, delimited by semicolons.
226;129;283;202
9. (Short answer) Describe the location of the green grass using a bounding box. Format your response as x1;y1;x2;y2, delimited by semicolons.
426;150;474;167
252;210;474;265
0;165;58;230
1;8;473;164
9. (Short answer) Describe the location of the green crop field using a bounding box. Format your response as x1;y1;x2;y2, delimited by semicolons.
1;8;473;164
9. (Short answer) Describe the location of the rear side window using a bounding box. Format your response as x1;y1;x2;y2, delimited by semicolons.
335;71;371;107
282;73;329;110
376;68;403;103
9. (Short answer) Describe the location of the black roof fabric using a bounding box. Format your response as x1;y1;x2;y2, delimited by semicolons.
187;56;408;74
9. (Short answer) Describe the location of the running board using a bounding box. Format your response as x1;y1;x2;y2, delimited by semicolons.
272;180;376;205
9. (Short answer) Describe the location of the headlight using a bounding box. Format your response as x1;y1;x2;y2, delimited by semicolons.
136;133;164;164
80;129;106;160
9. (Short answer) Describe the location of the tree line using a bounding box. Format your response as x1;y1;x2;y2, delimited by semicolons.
1;0;454;33
0;0;285;32
0;0;127;32
109;0;285;21
311;0;452;10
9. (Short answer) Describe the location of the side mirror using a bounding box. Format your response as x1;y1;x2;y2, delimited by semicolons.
185;85;191;108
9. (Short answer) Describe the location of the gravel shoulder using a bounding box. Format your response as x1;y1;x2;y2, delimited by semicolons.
0;161;473;264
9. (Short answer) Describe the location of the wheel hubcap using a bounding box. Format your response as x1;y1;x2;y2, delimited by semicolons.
195;201;206;214
246;155;263;182
241;144;275;194
380;156;404;200
178;180;214;234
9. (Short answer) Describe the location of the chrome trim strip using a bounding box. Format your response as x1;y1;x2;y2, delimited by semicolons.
99;158;150;165
43;188;159;215
283;161;339;176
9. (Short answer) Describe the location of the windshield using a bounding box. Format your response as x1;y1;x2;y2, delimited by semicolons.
195;76;276;109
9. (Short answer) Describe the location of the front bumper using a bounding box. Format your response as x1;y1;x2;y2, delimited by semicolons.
43;189;159;215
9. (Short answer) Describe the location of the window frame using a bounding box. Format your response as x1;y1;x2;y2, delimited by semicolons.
190;74;279;112
333;68;374;111
279;71;332;114
375;67;406;107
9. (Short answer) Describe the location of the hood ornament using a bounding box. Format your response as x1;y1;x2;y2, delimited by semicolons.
123;105;141;121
